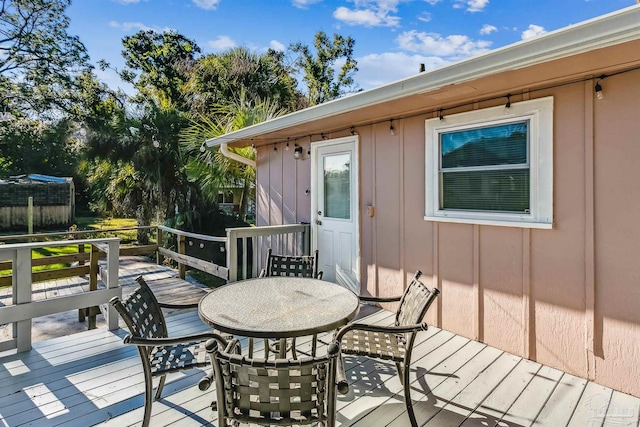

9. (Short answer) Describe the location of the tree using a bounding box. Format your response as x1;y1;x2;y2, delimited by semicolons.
185;47;300;116
289;31;358;105
0;0;90;115
181;94;286;221
116;30;200;108
0;117;78;178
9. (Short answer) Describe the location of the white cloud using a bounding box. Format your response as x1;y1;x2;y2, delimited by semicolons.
453;0;489;12
333;0;404;27
269;40;286;51
292;0;322;8
521;24;546;40
397;30;491;59
355;52;448;88
207;35;237;51
193;0;221;10
479;24;497;35
424;0;441;5
113;0;143;4
418;12;432;22
109;21;173;33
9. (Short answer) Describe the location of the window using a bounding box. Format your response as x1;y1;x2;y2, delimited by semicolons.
425;97;553;228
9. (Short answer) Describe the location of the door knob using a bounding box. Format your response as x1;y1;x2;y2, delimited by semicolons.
315;219;322;225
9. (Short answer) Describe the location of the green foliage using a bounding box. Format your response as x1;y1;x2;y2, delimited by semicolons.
181;94;285;221
0;0;91;116
185;47;300;115
118;30;200;108
0;118;79;178
290;31;358;105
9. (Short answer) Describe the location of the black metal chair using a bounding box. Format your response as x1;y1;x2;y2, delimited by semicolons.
257;248;324;359
333;270;440;427
208;336;340;427
109;276;224;427
259;248;323;279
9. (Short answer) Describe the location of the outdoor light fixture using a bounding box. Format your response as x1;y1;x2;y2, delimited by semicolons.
595;76;605;100
286;140;290;151
294;146;303;160
389;120;395;136
350;127;358;136
504;94;512;114
321;133;328;140
274;145;277;152
438;109;445;121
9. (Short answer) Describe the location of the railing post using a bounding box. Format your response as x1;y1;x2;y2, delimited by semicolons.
226;228;237;282
86;244;100;329
14;247;32;352
78;243;85;267
177;234;186;279
105;240;121;330
156;226;163;265
302;223;311;255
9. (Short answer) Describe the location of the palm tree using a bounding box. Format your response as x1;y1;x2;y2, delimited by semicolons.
182;94;285;221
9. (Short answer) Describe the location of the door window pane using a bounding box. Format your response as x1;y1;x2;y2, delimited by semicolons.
324;153;350;219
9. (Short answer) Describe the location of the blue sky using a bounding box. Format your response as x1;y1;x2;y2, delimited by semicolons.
67;0;634;93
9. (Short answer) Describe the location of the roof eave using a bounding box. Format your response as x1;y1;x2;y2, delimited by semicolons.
205;4;640;148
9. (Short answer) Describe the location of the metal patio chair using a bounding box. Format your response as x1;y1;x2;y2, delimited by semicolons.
259;248;323;279
109;276;224;427
208;336;340;427
333;270;440;427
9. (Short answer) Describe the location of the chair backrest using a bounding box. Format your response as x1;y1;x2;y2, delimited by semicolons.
211;339;338;426
395;270;440;328
264;248;320;278
110;276;168;340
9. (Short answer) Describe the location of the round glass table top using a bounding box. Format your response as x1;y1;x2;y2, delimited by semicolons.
199;277;360;338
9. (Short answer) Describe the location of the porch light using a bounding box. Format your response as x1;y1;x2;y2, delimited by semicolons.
503;94;512;115
595;81;604;100
594;74;606;100
294;146;303;160
389;120;395;135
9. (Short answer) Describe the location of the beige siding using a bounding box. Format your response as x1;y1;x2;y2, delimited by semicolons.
255;70;640;397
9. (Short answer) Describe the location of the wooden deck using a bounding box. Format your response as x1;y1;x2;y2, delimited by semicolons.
0;303;638;426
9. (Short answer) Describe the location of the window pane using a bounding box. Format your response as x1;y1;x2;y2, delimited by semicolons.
442;169;530;212
441;122;528;169
324;153;351;219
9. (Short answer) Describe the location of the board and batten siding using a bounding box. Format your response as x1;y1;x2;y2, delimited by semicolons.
255;70;640;398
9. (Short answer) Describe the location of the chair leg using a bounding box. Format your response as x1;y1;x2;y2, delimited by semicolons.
143;373;154;427
154;375;166;400
399;362;419;427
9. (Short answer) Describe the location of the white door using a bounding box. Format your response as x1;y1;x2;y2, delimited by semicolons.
311;136;359;293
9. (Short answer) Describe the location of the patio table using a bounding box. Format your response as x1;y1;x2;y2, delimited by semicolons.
198;276;360;352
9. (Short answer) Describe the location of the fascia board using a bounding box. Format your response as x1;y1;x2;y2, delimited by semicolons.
205;4;640;148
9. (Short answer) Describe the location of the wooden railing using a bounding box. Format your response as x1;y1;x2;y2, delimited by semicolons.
226;224;311;282
156;225;229;281
0;238;121;352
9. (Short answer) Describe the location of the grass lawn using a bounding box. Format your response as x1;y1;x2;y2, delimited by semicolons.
0;217;141;280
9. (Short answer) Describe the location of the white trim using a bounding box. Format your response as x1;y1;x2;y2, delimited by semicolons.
310;135;360;289
205;5;640;148
425;97;554;228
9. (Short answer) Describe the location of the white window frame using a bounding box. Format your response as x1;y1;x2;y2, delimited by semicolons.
425;96;553;229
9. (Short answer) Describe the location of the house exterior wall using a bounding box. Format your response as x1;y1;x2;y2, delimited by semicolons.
255;70;640;397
